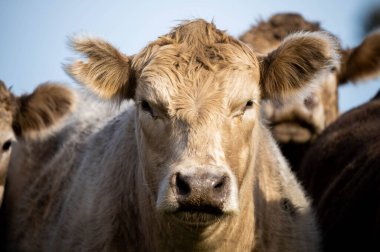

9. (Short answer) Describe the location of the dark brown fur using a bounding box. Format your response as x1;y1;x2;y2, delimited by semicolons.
298;90;380;251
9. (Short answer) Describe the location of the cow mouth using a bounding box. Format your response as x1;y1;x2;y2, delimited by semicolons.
270;120;318;144
170;204;225;226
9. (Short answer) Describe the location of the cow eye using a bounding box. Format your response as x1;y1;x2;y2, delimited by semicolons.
243;100;255;113
2;140;12;152
245;100;254;109
233;99;255;117
140;100;154;117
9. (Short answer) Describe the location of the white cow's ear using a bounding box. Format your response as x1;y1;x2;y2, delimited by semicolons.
258;31;339;101
65;36;135;102
338;29;380;84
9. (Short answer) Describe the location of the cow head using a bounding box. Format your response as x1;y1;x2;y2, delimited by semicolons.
0;80;75;205
241;13;380;145
67;19;338;226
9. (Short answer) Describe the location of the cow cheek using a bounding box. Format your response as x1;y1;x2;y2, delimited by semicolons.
322;74;339;126
223;118;255;186
142;144;170;198
139;119;173;197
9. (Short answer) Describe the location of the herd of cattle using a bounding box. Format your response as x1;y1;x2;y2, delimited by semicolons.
0;13;379;251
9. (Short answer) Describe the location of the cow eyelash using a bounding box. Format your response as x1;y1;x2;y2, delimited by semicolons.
140;100;154;117
245;100;254;109
233;99;255;117
242;99;255;113
2;140;12;152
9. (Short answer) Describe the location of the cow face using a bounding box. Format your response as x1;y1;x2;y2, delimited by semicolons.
0;81;16;201
0;80;75;206
261;69;339;144
134;42;261;225
67;19;339;226
241;13;380;145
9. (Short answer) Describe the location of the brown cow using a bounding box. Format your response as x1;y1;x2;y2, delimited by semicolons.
240;13;380;173
0;80;75;206
298;89;380;252
3;19;340;251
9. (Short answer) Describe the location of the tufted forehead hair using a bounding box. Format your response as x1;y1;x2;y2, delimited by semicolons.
129;20;262;126
0;81;16;126
132;19;259;77
239;13;337;54
0;81;16;109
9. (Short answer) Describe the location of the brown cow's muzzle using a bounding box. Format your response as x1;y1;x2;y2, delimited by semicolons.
270;120;318;144
262;94;324;144
164;170;235;226
172;171;230;213
156;164;239;226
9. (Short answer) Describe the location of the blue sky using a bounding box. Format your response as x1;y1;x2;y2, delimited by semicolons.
1;0;379;112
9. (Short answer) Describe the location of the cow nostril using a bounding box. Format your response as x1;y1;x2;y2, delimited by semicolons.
175;173;191;196
2;140;12;152
304;95;318;110
213;176;226;190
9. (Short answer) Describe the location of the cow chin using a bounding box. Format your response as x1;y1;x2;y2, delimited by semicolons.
161;201;235;227
171;208;225;226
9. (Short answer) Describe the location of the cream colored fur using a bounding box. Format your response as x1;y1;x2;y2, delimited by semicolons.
2;19;335;251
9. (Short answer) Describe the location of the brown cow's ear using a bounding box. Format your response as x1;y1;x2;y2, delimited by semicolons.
338;30;380;84
12;83;76;140
259;31;339;100
65;37;135;101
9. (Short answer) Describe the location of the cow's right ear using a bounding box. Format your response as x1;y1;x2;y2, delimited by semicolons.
258;31;339;100
65;37;135;101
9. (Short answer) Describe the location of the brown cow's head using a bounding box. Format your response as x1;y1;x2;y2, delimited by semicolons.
67;19;338;226
240;13;380;145
0;80;75;205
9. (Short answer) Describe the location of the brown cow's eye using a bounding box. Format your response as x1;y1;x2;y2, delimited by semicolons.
243;100;255;113
245;100;254;109
233;100;255;118
141;100;154;117
2;140;12;152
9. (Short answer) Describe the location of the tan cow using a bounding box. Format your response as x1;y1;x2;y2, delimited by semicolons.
240;13;380;172
0;80;75;206
3;19;340;251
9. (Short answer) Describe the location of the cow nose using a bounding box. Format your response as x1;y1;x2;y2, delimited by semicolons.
172;171;230;211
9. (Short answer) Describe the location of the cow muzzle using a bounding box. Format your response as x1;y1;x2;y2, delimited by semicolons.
157;168;239;226
172;171;229;212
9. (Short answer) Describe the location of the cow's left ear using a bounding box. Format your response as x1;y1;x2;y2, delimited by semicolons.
13;83;76;140
338;30;380;84
65;37;135;101
259;31;339;100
